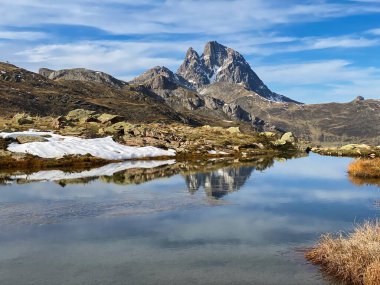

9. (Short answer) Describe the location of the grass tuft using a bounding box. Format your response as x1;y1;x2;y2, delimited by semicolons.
348;158;380;179
305;221;380;285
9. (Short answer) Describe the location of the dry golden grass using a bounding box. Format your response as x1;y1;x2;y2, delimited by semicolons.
348;158;380;179
306;221;380;285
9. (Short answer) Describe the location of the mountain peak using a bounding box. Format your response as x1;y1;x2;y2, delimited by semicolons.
131;65;194;90
176;41;298;103
203;41;229;68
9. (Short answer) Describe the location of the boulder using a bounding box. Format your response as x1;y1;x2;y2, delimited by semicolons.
97;113;124;125
12;113;34;125
51;116;68;129
99;122;133;136
226;127;240;134
15;135;48;144
261;132;276;138
66;109;98;122
280;132;296;144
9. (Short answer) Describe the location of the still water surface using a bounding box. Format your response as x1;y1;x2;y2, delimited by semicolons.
0;154;379;285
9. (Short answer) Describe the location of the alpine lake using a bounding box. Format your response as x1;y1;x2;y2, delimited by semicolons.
0;153;379;285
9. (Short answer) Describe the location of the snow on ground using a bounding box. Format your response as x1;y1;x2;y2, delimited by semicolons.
10;160;175;182
0;131;176;160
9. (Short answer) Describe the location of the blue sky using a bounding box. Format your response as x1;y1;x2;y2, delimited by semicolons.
0;0;380;103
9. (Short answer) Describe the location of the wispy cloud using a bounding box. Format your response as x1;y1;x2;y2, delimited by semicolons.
13;40;191;80
0;31;47;41
255;60;380;102
1;0;380;35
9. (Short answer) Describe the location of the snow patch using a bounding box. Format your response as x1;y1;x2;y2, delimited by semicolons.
0;131;176;160
208;150;229;155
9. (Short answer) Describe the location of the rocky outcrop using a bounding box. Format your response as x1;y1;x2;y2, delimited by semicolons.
222;103;252;122
39;68;127;89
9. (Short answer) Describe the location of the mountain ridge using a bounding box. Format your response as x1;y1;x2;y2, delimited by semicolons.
1;40;379;144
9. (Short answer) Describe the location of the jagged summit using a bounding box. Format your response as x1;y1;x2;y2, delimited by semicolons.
177;41;298;103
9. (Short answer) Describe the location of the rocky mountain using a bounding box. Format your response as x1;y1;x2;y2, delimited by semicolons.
1;40;379;145
39;67;127;89
129;65;270;131
177;41;298;103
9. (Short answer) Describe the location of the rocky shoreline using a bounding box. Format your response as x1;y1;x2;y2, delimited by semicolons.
0;109;301;169
311;144;380;158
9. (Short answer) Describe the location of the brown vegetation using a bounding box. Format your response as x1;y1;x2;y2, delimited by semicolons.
348;158;380;178
305;221;380;285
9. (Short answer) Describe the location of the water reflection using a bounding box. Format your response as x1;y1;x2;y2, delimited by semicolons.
186;167;255;198
0;156;277;199
1;154;380;285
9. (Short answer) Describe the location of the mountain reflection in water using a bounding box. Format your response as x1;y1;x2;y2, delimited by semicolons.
2;156;278;198
185;167;255;198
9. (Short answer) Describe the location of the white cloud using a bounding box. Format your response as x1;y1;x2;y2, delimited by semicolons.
12;40;195;80
367;28;380;35
255;60;380;102
0;0;380;35
0;31;46;40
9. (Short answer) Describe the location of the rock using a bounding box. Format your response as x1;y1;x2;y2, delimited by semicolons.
51;116;68;129
12;113;33;125
340;144;371;151
261;132;276;138
38;68;55;78
100;122;132;135
226;127;240;134
280;132;296;144
66;109;98;122
182;97;203;110
355;96;364;102
203;96;224;110
15;135;48;144
97;113;124;125
222;103;252;122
